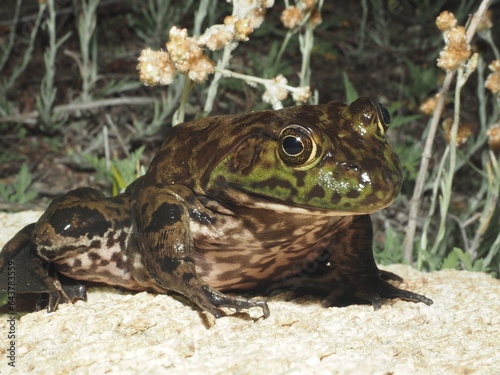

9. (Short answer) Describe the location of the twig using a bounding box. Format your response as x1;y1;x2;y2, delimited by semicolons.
0;0;22;73
402;0;493;265
105;114;130;157
0;97;157;125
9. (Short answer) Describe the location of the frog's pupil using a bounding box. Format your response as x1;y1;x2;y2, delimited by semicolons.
283;136;303;155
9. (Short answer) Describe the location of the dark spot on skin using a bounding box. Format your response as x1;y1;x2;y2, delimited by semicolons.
117;230;128;250
331;193;342;205
306;185;326;202
160;257;182;274
147;203;184;232
99;258;110;266
346;190;360;199
106;231;116;247
251;177;297;196
293;170;306;187
361;192;382;208
89;240;101;248
49;206;111;239
111;251;128;271
88;252;101;261
159;256;195;274
182;272;195;284
73;259;82;268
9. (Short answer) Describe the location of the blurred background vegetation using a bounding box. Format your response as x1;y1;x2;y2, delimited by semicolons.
0;0;499;275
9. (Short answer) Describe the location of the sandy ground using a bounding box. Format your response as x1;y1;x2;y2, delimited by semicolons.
0;211;499;374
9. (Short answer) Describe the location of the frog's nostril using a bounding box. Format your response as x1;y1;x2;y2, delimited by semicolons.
378;103;390;125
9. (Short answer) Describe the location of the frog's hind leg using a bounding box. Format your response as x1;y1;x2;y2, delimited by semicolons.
0;223;87;312
0;223;35;271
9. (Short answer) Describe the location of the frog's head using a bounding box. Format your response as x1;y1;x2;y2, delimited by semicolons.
206;97;403;215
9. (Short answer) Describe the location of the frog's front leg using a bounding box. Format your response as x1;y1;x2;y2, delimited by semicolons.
132;185;269;318
273;215;433;309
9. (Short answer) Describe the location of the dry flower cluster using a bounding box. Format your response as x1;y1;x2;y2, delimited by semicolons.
485;59;500;95
137;0;315;111
137;0;275;86
487;123;500;152
261;74;311;109
420;10;500;151
442;117;473;147
280;0;322;29
477;10;493;31
137;12;257;86
436;11;472;72
420;93;443;115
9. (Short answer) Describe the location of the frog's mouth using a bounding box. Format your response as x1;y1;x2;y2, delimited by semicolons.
214;185;379;217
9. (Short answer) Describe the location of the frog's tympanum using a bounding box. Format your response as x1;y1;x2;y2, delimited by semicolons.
0;98;432;318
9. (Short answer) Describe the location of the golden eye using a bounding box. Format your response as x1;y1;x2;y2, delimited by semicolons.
278;125;317;166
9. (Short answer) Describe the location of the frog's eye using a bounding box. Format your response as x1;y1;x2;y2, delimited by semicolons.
376;103;390;135
278;125;317;166
378;103;390;125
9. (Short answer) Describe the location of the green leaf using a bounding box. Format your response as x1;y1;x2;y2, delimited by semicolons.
342;71;359;104
441;249;460;269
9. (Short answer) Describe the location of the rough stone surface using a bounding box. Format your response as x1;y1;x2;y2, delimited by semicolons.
0;211;499;374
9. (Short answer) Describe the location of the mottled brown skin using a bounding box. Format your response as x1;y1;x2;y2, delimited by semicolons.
0;98;432;317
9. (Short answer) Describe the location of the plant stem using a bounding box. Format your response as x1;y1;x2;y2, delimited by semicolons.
402;0;492;265
37;0;58;129
193;0;210;36
468;152;500;261
272;31;292;76
299;22;313;87
428;69;464;257
173;78;195;125
203;41;237;116
215;67;305;94
1;3;46;95
0;0;22;73
78;0;100;103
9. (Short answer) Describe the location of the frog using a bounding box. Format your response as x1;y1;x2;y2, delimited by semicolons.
0;97;433;318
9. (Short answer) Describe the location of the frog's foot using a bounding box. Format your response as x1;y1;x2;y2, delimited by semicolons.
370;277;433;309
323;274;434;310
267;272;432;310
59;274;88;303
31;266;68;312
33;272;87;312
198;286;270;318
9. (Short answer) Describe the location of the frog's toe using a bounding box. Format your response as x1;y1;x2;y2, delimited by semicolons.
353;278;433;309
322;277;433;309
201;286;270;318
59;274;88;303
375;280;433;306
379;270;403;282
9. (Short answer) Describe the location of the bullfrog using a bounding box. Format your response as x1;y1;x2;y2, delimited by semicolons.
0;98;432;318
